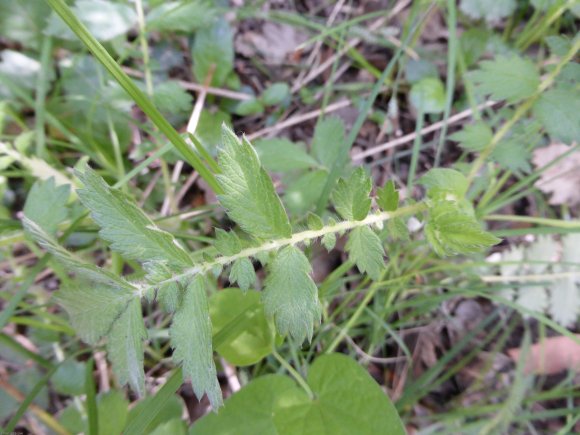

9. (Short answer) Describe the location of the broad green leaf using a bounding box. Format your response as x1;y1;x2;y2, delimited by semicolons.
217;126;291;240
0;0;51;49
191;354;406;435
23;217;135;290
229;258;256;291
260;83;290;106
419;168;469;198
460;0;516;24
332;167;372;221
146;1;217;33
55;284;134;345
254;138;318;173
190;376;297;435
97;391;129;435
263;246;321;342
52;360;86;396
209;288;274;366
150;419;187;435
405;59;439;84
214;228;241;256
152;81;192;116
533;88;580;144
470;56;540;103
410;77;445;114
234;98;264;116
346;226;385;280
23;177;70;236
192;18;233;87
311;117;346;170
107;298;147;396
46;0;137;41
425;201;500;257
76;164;192;267
449;122;492;152
284;169;328;215
127;395;184;434
376;180;399;211
171;275;222;409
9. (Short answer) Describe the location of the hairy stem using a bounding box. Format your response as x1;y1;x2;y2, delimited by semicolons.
137;202;427;295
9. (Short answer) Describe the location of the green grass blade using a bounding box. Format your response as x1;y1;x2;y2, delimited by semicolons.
45;0;222;194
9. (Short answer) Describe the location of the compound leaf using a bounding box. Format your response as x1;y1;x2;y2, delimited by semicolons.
107;298;147;396
470;56;539;103
171;275;222;409
346;226;385;280
76;165;192;267
217;126;292;240
332;167;372;221
263;246;321;343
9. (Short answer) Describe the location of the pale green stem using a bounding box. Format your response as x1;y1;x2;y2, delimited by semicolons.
273;350;314;399
136;202;428;296
484;215;580;229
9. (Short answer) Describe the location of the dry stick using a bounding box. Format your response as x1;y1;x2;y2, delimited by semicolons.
121;67;251;101
161;67;214;216
246;98;353;140
291;0;413;93
352;100;499;161
293;0;347;88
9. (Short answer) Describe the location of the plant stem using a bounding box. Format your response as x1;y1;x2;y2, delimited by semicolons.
273;350;314;399
484;215;580;229
139;202;428;295
407;109;424;193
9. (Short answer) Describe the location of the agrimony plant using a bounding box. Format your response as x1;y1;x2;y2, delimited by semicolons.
23;125;499;408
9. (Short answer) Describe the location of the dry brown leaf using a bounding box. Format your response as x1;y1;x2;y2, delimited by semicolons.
508;335;580;375
235;23;308;64
532;143;580;206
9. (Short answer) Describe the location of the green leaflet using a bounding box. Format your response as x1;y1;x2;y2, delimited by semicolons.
23;177;70;236
254;138;318;173
346;226;385;280
22;217;134;290
332;167;372;221
107;298;147;396
263;246;321;343
311;116;347;170
192;17;233;87
419;168;469;198
214;228;241;256
449;121;492;152
75;164;192;267
170;275;222;409
376;180;399;212
470;55;540;103
229;258;256;292
55;284;134;345
425;201;501;257
533;88;580;144
217;125;292;240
